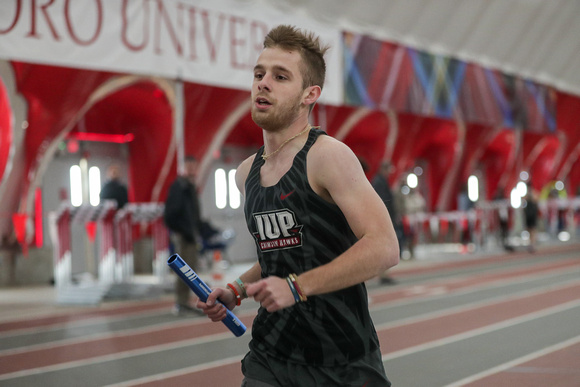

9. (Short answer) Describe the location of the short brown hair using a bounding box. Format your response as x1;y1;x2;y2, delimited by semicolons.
263;25;329;90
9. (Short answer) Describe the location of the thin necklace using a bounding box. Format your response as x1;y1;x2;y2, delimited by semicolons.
261;124;313;161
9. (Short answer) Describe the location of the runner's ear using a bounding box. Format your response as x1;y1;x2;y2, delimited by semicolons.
302;85;321;107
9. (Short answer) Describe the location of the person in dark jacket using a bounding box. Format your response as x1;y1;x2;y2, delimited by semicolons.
372;161;400;285
164;156;203;315
100;164;128;209
524;184;539;253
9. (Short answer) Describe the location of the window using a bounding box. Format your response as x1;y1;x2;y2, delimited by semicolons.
229;169;240;209
407;173;418;188
69;162;101;207
215;169;227;209
70;165;82;207
468;175;479;202
89;166;101;206
215;168;241;209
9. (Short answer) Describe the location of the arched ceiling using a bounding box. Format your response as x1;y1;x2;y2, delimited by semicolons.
265;0;580;97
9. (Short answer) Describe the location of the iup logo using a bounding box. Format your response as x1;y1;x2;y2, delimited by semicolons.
252;209;303;252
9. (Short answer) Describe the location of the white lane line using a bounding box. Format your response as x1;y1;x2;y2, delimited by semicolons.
381;299;580;362
369;266;580;310
445;334;580;387
0;318;199;356
0;331;239;381
0;308;256;355
103;355;243;387
374;278;580;331
0;305;172;338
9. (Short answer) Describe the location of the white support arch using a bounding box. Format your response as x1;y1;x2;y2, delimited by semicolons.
436;118;466;211
383;110;399;162
334;107;373;141
198;100;253;189
23;75;176;217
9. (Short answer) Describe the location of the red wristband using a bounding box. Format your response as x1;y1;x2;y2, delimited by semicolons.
227;283;241;306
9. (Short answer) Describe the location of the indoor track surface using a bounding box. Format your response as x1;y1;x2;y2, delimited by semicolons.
1;242;579;386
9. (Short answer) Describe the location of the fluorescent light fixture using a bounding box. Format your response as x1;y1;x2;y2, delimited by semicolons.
407;173;418;188
89;166;101;206
510;187;522;208
468;175;479;202
215;169;227;209
228;169;240;209
517;181;527;197
70;165;82;207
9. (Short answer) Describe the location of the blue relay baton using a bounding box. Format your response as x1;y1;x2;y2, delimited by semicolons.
167;254;246;337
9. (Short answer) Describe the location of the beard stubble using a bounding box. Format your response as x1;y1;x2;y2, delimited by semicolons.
251;90;304;132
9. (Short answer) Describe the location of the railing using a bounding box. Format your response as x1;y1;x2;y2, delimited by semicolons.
49;197;580;287
401;197;580;249
50;201;169;288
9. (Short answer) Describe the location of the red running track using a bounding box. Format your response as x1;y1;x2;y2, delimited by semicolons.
0;243;579;386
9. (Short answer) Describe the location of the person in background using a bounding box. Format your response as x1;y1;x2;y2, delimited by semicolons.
457;184;475;253
404;186;426;258
372;161;401;285
100;163;128;209
524;183;539;253
197;25;399;386
494;187;512;251
0;233;20;286
164;156;203;316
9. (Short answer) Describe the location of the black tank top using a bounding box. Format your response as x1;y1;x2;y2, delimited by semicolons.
244;128;380;366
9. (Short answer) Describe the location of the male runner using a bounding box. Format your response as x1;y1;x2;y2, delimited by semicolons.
198;25;399;386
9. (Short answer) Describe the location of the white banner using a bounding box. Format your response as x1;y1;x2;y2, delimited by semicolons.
0;0;342;104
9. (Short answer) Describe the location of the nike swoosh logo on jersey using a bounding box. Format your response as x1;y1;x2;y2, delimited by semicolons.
280;190;295;200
